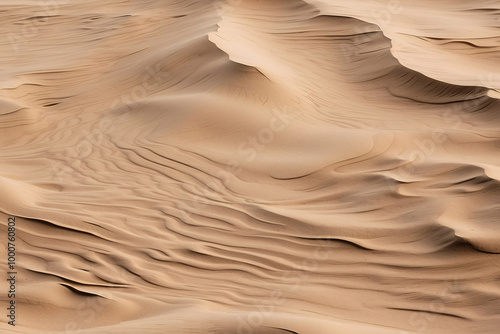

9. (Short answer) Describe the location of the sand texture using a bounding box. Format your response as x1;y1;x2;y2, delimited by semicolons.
1;0;500;333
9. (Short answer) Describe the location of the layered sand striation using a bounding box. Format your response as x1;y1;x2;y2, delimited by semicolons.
0;0;500;333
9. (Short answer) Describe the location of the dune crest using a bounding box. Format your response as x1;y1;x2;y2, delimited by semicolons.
1;0;499;333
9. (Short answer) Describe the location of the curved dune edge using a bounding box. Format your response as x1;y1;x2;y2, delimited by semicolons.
0;308;431;334
1;0;500;333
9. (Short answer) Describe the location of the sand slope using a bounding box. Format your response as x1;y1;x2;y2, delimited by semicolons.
1;0;500;333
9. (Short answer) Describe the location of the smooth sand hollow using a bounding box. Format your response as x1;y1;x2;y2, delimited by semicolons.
0;0;500;333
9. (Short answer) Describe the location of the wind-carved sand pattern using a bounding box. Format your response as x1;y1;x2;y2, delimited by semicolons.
0;0;500;333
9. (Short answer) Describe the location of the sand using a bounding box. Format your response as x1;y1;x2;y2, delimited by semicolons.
0;0;499;333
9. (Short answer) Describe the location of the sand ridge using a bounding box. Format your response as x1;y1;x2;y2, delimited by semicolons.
0;0;499;333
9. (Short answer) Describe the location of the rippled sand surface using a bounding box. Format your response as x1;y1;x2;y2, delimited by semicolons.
1;0;500;333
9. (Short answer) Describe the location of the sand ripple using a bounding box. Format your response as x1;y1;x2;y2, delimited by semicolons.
1;0;499;333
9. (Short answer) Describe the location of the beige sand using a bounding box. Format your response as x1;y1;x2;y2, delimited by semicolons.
1;0;500;333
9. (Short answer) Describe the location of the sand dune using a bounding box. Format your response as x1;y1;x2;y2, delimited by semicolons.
1;0;500;333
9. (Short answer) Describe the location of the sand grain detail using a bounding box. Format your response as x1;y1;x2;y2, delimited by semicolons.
0;0;499;333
